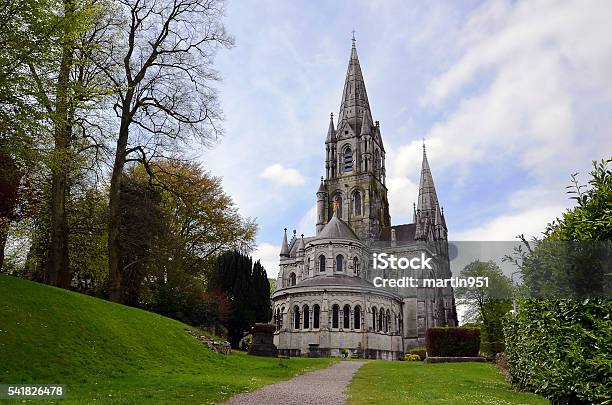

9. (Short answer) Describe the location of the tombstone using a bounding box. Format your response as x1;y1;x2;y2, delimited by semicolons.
248;323;278;357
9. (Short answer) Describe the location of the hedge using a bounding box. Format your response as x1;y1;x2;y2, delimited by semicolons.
504;298;612;404
425;327;480;357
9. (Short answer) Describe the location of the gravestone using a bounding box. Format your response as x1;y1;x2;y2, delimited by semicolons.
248;323;278;357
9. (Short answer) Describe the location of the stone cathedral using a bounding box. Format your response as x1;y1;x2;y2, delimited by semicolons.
271;39;457;360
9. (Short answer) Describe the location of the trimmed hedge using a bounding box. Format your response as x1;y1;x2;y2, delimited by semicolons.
504;298;612;404
425;327;480;357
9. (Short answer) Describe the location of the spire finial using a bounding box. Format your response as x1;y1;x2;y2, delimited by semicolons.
351;30;356;43
422;137;426;154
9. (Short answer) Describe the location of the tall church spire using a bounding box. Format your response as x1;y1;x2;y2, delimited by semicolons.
415;143;446;240
337;38;373;135
417;143;440;214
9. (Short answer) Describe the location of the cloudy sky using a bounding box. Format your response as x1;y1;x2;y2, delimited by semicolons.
200;0;612;277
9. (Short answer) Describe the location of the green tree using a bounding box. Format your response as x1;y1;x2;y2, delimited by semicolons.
503;158;612;404
209;251;271;348
103;0;233;303
455;260;512;344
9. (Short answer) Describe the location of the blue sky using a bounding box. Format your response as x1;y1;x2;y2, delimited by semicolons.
200;0;612;277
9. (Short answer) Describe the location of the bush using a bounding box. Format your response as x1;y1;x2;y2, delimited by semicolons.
404;354;420;361
408;347;427;360
480;341;505;356
504;298;612;404
426;327;480;357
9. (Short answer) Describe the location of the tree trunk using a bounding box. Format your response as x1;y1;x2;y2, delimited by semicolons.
0;219;9;271
47;0;75;289
108;101;133;303
0;152;21;271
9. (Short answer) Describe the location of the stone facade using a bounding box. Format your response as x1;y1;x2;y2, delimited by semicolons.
271;39;457;360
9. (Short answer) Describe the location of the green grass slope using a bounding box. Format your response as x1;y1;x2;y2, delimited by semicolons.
0;275;334;403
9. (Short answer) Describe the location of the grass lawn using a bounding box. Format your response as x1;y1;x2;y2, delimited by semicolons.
346;361;549;405
0;275;336;404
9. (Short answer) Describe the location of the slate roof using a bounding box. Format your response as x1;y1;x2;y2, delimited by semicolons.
316;213;359;240
379;223;417;242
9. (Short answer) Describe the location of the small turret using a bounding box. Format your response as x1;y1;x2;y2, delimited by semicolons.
297;234;305;256
316;177;327;234
325;113;336;144
280;228;289;257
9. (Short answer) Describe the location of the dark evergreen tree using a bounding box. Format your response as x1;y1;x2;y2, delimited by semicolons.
251;260;272;323
209;251;273;348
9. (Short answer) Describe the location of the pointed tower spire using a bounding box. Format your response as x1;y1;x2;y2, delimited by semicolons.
280;228;289;257
416;142;440;216
325;112;336;143
337;38;373;134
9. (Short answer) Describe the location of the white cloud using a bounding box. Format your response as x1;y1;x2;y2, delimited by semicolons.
298;205;317;237
452;204;567;241
259;164;306;187
253;242;280;278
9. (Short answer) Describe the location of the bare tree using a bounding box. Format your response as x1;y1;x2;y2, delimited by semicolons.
101;0;233;302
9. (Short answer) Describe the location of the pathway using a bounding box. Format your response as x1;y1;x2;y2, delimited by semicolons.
222;361;366;405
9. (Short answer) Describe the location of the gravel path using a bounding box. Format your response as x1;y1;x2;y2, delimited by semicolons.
222;361;366;405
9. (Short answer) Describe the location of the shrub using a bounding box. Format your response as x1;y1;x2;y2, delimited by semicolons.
426;327;480;357
404;354;421;361
480;341;505;356
408;347;427;360
504;298;612;404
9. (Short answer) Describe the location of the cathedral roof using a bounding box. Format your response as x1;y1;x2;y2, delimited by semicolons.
379;224;417;242
289;236;315;257
316;212;359;240
337;39;373;135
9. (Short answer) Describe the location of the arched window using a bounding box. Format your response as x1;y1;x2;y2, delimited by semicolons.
353;257;359;276
371;307;377;330
343;304;350;329
307;258;311;275
303;305;310;329
336;254;344;272
332;304;339;328
386;310;391;333
275;308;280;331
313;304;320;329
318;255;326;272
353;191;362;216
289;273;296;286
343;147;353;172
378;308;384;332
354;306;361;329
293;305;300;330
